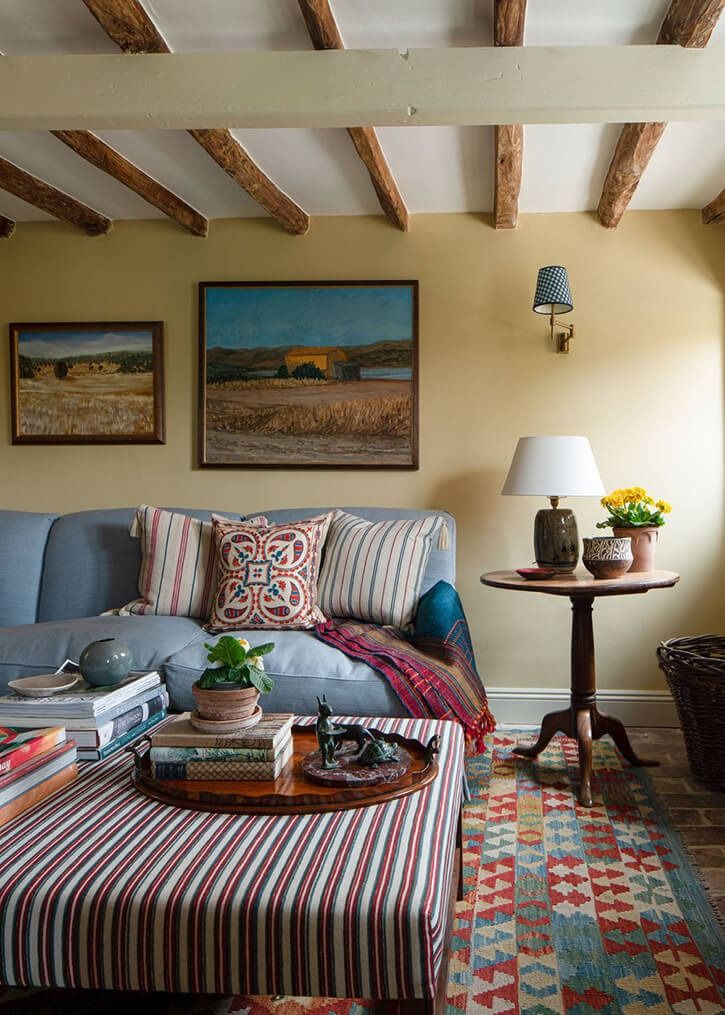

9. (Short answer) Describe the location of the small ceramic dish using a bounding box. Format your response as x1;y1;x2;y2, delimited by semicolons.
8;672;81;697
516;567;558;581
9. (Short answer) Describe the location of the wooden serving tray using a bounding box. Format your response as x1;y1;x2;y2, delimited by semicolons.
129;725;439;815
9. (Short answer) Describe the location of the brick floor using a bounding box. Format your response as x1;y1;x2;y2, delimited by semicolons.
628;727;725;924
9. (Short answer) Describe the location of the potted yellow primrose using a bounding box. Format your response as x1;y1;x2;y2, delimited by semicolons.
191;636;274;731
596;487;671;572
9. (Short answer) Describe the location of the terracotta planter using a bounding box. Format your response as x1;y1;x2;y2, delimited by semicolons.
613;525;660;573
191;681;260;722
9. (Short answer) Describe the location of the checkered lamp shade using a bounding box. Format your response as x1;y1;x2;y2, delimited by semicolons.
532;266;573;315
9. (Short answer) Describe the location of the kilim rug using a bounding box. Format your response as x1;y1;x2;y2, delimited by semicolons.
2;730;724;1014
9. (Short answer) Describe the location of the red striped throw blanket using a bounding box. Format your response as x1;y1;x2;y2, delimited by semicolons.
316;581;495;751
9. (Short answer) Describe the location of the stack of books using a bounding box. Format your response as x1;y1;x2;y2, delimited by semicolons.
0;670;168;762
149;712;294;780
0;725;77;827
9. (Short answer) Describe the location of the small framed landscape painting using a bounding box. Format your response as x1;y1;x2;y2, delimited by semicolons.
198;280;418;469
9;321;165;445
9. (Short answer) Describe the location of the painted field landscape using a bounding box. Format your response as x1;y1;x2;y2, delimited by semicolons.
201;284;417;467
12;325;162;443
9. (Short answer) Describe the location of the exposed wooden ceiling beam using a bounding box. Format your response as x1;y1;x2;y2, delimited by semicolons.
297;0;408;231
659;0;725;45
187;129;309;234
493;0;527;229
52;130;208;236
82;0;309;235
702;187;725;224
0;156;111;235
0;214;15;238
0;47;721;130
598;0;724;229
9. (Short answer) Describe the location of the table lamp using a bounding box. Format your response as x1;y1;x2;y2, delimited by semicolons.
501;435;605;572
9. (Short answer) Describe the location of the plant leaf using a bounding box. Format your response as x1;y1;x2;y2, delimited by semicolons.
251;642;275;657
247;666;275;694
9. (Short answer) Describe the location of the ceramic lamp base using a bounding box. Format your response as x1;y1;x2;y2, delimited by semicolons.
534;507;579;573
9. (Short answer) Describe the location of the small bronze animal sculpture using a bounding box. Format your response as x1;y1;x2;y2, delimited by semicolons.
355;734;400;767
315;695;374;769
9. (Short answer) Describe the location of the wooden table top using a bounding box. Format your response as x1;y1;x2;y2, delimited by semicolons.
480;569;680;598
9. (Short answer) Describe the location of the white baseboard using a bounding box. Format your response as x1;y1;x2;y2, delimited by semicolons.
486;687;678;728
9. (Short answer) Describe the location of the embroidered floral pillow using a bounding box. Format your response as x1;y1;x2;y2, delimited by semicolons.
206;514;332;631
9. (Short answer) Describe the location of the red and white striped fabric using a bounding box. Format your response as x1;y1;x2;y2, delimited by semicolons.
317;511;442;627
119;505;221;619
0;716;464;1003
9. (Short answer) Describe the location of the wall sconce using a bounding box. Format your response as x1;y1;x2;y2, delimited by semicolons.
533;265;575;354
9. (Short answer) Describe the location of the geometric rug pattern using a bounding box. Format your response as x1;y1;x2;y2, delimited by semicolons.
2;731;723;1014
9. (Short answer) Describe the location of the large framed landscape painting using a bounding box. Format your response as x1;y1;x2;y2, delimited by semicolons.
198;281;418;469
9;322;165;445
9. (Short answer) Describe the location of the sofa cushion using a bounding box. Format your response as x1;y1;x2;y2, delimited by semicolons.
37;508;242;622
317;510;441;627
0;510;57;627
163;628;408;717
253;507;456;593
0;614;204;692
207;514;332;632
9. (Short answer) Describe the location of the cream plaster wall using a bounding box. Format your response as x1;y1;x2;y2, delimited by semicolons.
0;211;723;696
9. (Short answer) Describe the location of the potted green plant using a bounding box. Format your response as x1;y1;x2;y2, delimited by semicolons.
596;487;671;572
191;636;275;724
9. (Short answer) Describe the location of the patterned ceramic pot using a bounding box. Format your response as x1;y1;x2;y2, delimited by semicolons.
191;682;260;722
79;637;132;686
613;525;659;573
582;536;633;579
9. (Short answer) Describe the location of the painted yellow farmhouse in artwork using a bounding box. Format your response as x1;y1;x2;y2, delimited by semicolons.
285;346;349;379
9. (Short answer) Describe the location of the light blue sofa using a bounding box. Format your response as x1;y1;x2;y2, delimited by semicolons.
0;506;455;716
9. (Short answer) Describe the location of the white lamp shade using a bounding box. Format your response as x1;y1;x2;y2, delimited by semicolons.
501;436;605;497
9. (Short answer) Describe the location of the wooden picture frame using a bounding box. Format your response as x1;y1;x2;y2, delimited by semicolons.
9;321;165;445
198;280;419;469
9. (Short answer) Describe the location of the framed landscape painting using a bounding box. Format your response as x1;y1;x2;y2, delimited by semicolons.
198;281;419;469
9;322;165;445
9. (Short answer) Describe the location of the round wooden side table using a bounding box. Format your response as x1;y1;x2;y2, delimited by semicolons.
480;569;680;807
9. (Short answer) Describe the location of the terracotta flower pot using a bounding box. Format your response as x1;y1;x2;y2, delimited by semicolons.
613;525;660;573
191;681;260;722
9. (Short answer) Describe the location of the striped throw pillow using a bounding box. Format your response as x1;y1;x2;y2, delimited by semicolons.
119;506;266;619
317;511;442;627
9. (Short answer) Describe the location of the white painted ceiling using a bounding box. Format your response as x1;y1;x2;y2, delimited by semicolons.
0;0;722;225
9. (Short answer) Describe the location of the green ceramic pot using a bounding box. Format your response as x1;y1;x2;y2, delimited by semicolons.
79;637;132;687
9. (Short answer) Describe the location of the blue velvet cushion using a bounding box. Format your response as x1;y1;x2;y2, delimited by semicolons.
163;628;408;717
0;614;205;693
0;510;57;627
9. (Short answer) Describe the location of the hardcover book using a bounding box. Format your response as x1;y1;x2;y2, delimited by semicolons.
0;671;161;719
0;741;77;808
0;684;167;731
76;711;167;761
151;736;293;781
0;764;78;829
0;726;66;775
151;713;294;751
149;741;275;763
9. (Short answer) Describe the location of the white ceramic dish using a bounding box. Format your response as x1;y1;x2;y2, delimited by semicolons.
8;672;81;697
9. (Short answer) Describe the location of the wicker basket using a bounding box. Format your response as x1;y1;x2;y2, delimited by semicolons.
656;635;725;790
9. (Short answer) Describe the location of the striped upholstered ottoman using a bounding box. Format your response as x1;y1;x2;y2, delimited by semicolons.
0;717;464;1014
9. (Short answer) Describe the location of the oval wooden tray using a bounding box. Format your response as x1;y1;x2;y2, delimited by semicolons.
129;725;440;815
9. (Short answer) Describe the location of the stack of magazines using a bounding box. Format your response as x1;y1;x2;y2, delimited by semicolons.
0;725;77;827
0;667;168;762
149;712;294;780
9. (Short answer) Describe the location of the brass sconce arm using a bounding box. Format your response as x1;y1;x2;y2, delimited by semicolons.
550;313;575;354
